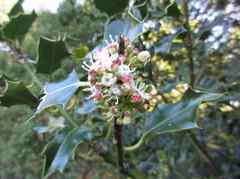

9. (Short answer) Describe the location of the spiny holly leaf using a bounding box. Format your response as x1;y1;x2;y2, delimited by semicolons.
155;26;187;54
142;88;224;142
0;80;38;108
35;70;89;115
42;125;93;178
8;0;24;17
152;1;181;19
36;37;70;75
2;11;37;40
93;0;129;16
104;20;144;46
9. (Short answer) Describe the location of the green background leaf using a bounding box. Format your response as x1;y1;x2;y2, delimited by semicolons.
93;0;129;16
8;0;24;17
36;37;70;74
0;80;38;108
2;11;37;39
142;88;223;142
42;125;93;178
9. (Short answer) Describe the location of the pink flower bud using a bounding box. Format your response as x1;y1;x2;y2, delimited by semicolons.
94;84;101;89
110;107;118;114
89;77;96;84
124;111;131;117
111;62;119;72
128;44;135;49
119;54;126;61
108;44;116;55
137;51;151;63
124;37;130;47
121;82;131;92
95;92;103;99
133;48;140;55
138;98;145;104
130;93;141;103
144;104;151;110
114;58;120;64
121;75;131;82
128;90;134;95
88;69;97;76
133;108;139;113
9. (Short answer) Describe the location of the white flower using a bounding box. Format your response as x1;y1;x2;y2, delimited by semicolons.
115;64;132;77
137;51;151;63
101;73;117;87
110;85;122;96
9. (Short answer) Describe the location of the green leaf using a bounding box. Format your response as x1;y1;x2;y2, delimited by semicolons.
104;20;144;46
35;70;89;115
8;0;24;17
142;88;224;142
155;26;187;54
151;1;181;19
0;80;38;108
36;37;70;74
33;117;65;134
93;0;129;16
42;125;93;178
2;11;37;40
195;16;224;41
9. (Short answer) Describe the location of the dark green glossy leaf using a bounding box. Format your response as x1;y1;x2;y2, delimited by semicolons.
93;0;129;16
8;0;24;17
197;76;226;93
2;11;37;40
35;70;89;115
155;26;187;54
104;20;143;46
42;125;93;178
36;37;70;74
0;80;38;108
142;88;224;142
195;16;224;41
139;154;160;174
151;1;181;19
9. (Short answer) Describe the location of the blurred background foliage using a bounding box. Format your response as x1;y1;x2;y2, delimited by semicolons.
0;0;240;178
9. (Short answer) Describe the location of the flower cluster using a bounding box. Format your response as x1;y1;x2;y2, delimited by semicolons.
83;35;153;125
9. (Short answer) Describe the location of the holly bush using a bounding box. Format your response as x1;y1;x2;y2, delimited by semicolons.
0;0;239;178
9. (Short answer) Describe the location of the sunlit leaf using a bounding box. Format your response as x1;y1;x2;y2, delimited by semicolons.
195;16;224;41
2;11;37;40
0;80;38;108
36;37;70;74
8;0;24;17
93;0;129;16
142;88;224;142
104;20;144;46
42;125;93;178
35;70;89;115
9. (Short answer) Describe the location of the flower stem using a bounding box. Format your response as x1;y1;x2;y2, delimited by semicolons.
113;118;124;173
123;137;143;152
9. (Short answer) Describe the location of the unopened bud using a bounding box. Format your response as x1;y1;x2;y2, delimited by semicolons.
95;92;103;99
133;108;139;113
137;51;151;63
119;54;126;61
116;118;123;125
124;37;130;47
144;104;151;110
121;75;131;82
133;48;140;55
110;106;118;114
121;82;131;92
111;62;119;72
123;117;131;125
89;77;96;84
124;111;131;117
88;69;97;76
94;84;101;89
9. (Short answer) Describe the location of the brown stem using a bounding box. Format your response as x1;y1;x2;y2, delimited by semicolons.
114;118;124;173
